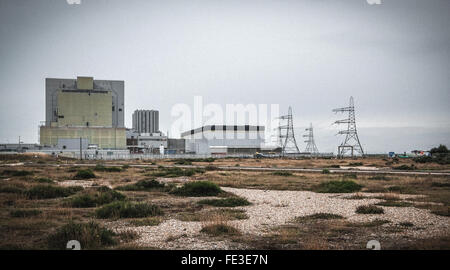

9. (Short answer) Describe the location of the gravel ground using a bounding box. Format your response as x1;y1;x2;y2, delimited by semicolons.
107;187;449;249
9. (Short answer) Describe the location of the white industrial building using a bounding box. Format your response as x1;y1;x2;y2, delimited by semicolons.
181;125;265;155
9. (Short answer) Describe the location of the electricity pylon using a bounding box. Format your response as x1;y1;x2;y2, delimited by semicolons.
303;123;319;155
332;96;364;158
278;106;300;156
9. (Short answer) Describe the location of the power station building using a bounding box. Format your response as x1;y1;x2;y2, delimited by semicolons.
181;125;265;155
39;76;126;149
132;109;159;134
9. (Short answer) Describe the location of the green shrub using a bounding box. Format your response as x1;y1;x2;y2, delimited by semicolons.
122;165;130;169
368;175;391;181
430;144;448;154
35;177;53;183
315;180;362;193
94;165;123;172
392;164;415;170
375;201;412;207
47;221;116;249
26;185;82;199
96;201;163;219
349;162;363;166
297;213;344;221
198;197;251;207
68;187;126;208
174;159;192;165
171;181;222;197
0;185;24;194
200;224;240;236
205;165;218;171
272;171;293;176
149;167;203;178
356;205;384;214
431;182;450;188
74;169;96;179
322;169;330;174
116;179;165;191
10;209;41;218
344;173;358;179
1;170;33;177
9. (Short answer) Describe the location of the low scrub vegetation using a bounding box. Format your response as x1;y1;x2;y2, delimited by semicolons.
10;209;42;218
414;145;450;165
399;222;414;227
296;213;344;221
272;171;293;176
205;165;219;171
26;185;82;199
375;201;412;207
200;223;240;236
392;164;416;170
198;197;251;207
0;185;25;194
34;177;53;183
171;181;222;197
315;180;362;193
1;170;34;177
172;158;216;164
116;179;166;191
177;209;248;222
349;162;364;166
94;164;123;172
368;175;391;181
74;169;96;179
96;201;163;219
356;205;385;214
148;167;204;178
67;187;126;208
47;221;116;249
129;217;163;226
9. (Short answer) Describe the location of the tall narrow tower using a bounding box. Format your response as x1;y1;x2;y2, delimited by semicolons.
278;106;301;155
332;96;364;157
303;123;319;155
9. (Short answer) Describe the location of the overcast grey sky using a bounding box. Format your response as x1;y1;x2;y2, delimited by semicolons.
0;0;449;154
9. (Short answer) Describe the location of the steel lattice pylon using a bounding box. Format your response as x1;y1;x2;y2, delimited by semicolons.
303;123;319;155
332;96;364;157
278;106;301;156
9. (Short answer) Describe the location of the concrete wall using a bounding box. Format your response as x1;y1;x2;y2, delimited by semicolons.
40;126;126;149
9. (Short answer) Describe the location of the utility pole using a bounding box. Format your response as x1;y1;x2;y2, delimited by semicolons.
79;137;82;160
332;96;364;158
278;106;301;156
303;123;319;155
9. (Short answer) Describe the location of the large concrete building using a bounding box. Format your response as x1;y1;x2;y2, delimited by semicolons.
40;76;126;149
181;125;265;155
132;109;159;134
